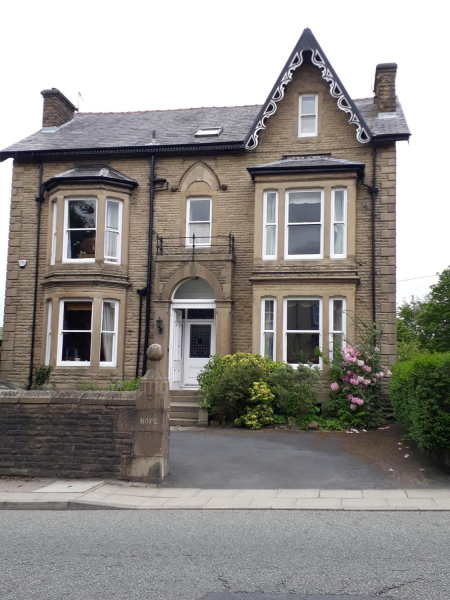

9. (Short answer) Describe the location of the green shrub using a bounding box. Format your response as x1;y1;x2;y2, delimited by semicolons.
390;353;450;450
109;378;141;391
235;381;275;430
33;365;51;389
197;352;321;427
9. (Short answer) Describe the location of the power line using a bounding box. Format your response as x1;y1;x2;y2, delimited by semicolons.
397;274;439;283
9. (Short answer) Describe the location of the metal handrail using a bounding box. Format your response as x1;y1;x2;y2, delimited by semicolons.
156;233;234;256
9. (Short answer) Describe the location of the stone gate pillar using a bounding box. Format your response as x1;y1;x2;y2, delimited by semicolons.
121;344;170;483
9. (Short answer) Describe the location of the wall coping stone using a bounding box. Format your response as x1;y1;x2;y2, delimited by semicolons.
0;390;137;406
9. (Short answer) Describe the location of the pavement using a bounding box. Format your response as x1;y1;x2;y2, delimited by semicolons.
2;511;450;599
2;478;450;510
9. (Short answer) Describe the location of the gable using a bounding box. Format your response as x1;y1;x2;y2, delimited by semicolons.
245;28;371;150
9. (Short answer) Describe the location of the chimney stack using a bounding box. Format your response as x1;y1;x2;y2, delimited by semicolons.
374;63;397;113
41;88;77;128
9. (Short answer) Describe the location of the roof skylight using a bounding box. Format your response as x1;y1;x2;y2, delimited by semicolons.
195;127;223;137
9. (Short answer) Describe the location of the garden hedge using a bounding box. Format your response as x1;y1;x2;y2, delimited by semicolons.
390;352;450;450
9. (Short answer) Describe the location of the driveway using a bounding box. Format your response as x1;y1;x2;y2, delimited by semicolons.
163;423;450;489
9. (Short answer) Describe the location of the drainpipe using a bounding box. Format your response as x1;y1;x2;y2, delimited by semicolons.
371;140;378;324
142;154;155;375
27;162;44;390
361;139;379;325
135;287;147;378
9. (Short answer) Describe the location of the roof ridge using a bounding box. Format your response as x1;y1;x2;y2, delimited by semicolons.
77;104;263;116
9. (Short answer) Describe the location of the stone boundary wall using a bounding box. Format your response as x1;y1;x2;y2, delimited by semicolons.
0;391;137;480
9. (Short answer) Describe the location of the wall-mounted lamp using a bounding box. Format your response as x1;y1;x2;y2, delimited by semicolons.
156;316;163;335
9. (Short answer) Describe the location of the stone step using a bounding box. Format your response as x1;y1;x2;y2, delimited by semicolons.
170;389;198;395
170;418;201;427
170;403;199;412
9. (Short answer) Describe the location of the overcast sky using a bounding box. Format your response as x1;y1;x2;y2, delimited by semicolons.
0;0;448;324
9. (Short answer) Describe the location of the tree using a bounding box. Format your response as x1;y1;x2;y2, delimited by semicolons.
421;267;450;353
397;267;450;355
397;296;427;345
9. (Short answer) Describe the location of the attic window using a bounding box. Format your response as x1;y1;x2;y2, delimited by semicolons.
195;127;223;137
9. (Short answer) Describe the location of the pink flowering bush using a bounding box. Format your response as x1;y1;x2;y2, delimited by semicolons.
324;322;391;428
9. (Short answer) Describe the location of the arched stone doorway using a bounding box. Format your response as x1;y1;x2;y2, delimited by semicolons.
170;278;216;390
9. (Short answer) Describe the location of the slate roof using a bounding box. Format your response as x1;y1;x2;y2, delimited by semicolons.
0;98;409;161
355;98;410;138
248;156;365;179
43;166;138;191
0;106;262;159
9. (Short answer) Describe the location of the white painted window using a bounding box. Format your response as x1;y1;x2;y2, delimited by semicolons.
58;299;93;365
261;298;276;360
50;201;57;265
283;298;322;368
298;94;318;137
331;189;347;258
45;300;52;366
329;297;346;360
263;191;278;259
104;199;123;264
285;190;323;259
186;198;212;246
63;198;97;263
100;300;119;367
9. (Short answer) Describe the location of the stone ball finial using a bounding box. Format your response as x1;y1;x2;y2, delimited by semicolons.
147;344;164;362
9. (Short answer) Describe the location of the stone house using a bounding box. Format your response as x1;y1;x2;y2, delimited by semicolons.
0;29;409;420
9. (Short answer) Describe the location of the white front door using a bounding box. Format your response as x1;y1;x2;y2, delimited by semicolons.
183;320;215;387
171;309;183;390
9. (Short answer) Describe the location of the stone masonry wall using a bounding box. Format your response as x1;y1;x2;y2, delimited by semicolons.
0;391;136;479
0;57;398;390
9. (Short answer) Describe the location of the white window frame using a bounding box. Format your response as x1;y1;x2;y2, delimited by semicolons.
57;299;93;366
329;297;346;360
283;297;322;369
45;300;52;366
330;188;347;258
104;199;123;265
50;201;57;266
260;297;277;360
63;197;97;264
99;299;119;367
186;197;212;247
298;94;318;137
262;191;278;260
285;189;324;260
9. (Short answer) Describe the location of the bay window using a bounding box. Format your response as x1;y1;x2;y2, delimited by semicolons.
329;297;346;360
263;191;278;259
58;300;92;365
286;190;323;259
186;198;211;246
63;199;97;262
104;199;123;264
100;300;119;366
284;298;321;366
261;298;276;360
331;189;347;258
298;94;318;137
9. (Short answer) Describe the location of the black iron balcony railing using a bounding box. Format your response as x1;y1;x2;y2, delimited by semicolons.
156;233;235;258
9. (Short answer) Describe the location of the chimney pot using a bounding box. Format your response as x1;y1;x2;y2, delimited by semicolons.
374;63;397;113
41;88;77;128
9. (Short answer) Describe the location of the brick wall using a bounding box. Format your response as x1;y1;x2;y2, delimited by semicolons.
0;391;136;479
